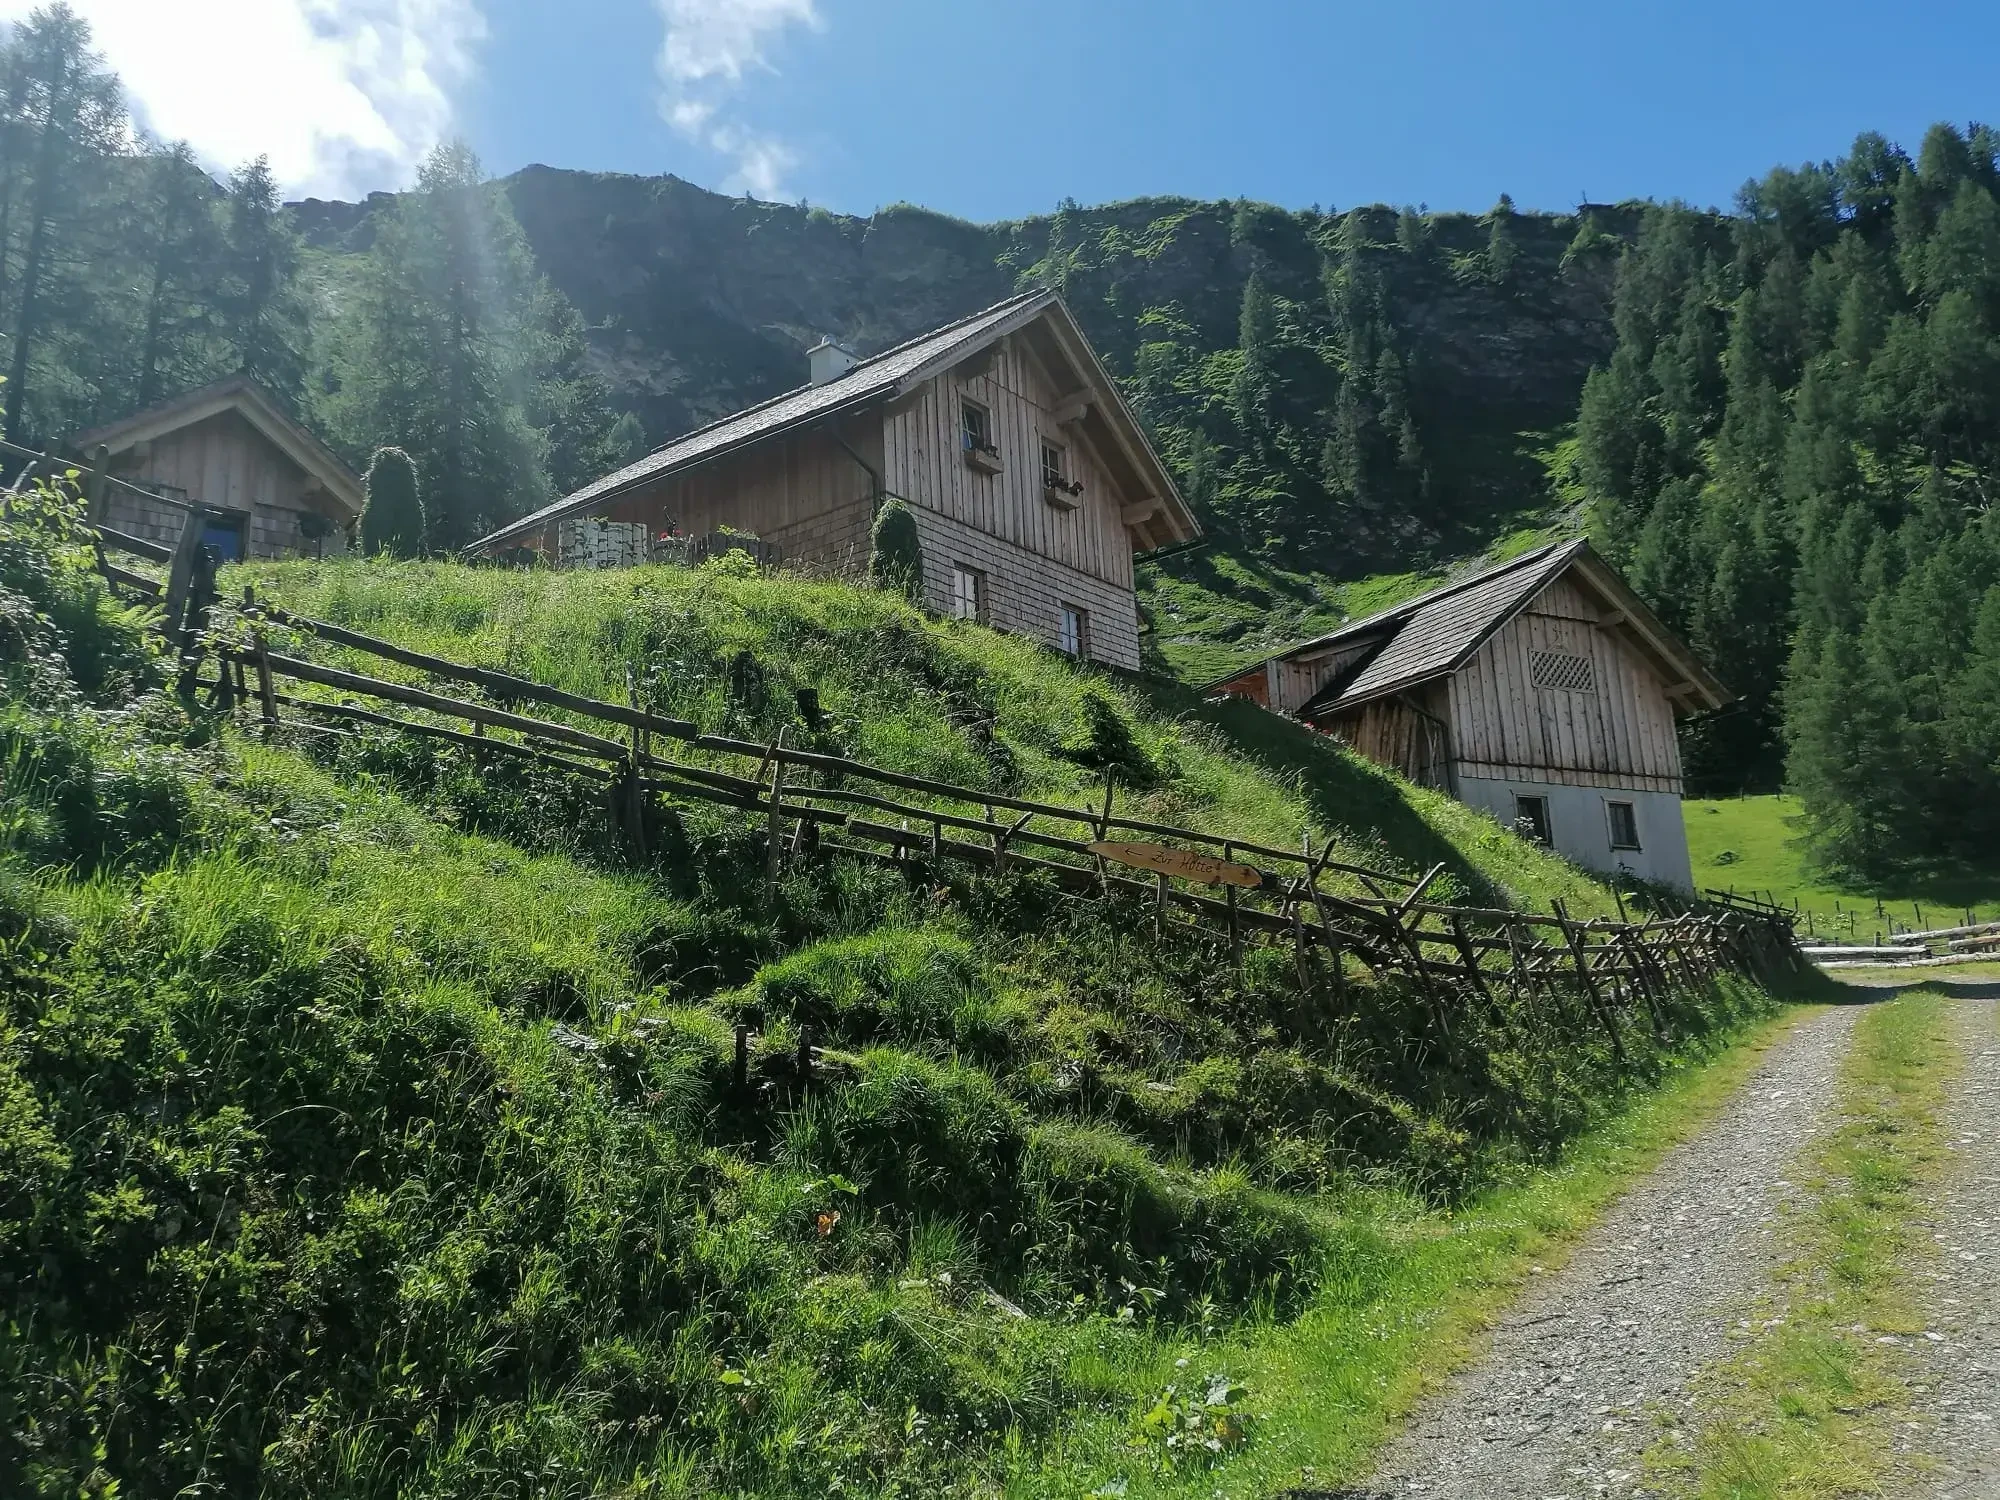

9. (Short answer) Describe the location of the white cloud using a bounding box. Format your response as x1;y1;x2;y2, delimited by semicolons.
655;0;820;199
0;0;485;199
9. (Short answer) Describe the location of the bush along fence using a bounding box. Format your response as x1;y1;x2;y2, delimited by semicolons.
85;527;1803;1064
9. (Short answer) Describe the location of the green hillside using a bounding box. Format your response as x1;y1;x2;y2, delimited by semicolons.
3;501;1792;1497
1686;795;2000;940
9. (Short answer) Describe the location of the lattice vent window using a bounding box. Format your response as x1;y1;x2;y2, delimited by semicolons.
1531;650;1597;694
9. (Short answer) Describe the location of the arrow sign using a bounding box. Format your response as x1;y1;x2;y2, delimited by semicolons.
1088;840;1264;889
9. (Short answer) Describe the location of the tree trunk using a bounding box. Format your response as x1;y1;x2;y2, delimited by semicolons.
4;49;73;442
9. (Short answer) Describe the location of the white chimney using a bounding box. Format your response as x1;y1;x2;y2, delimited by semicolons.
808;337;859;386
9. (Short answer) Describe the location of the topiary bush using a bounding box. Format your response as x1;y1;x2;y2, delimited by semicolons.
867;499;924;603
359;446;425;558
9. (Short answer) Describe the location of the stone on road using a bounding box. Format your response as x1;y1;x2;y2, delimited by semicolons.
1329;1003;1863;1500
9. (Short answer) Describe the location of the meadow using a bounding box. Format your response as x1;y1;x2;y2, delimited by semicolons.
1685;795;2000;941
3;521;1798;1498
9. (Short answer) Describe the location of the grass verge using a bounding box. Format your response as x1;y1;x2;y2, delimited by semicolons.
1002;1002;1817;1497
1644;987;1962;1497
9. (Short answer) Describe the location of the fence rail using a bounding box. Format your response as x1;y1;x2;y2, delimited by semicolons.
82;525;1804;1061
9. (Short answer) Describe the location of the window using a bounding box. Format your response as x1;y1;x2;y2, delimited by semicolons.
200;512;246;563
1042;438;1083;505
1530;650;1597;694
1058;603;1089;658
1607;800;1641;850
951;563;987;623
960;400;993;455
1513;794;1551;846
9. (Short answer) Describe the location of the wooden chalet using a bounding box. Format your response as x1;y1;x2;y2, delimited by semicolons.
1212;540;1730;890
469;290;1200;671
77;377;364;561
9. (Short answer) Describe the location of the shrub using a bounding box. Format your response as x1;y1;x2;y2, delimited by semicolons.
867;499;924;603
359;447;425;558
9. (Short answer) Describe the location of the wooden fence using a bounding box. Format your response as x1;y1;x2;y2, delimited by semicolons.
78;524;1803;1063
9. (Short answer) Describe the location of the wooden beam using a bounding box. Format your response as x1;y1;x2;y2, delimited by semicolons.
1051;394;1091;427
1122;498;1164;527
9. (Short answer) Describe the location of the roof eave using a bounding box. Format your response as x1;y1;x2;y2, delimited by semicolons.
469;385;890;553
1568;545;1733;711
79;377;365;521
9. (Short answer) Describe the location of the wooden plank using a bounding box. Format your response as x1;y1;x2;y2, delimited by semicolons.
252;605;702;741
96;522;175;563
249;651;635;761
1086;840;1264;889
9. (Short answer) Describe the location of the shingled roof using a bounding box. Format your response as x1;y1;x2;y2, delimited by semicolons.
1223;538;1730;717
470;288;1196;554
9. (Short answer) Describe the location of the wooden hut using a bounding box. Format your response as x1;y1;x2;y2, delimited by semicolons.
1212;540;1731;890
468;290;1199;671
76;377;364;560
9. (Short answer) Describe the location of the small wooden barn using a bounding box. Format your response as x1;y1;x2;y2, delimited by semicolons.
1212;540;1730;890
76;377;364;561
468;290;1200;671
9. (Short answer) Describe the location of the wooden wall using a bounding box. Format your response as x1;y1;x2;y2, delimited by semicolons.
1447;573;1685;793
1268;638;1383;715
600;417;882;575
881;336;1136;592
101;409;346;559
1322;684;1453;790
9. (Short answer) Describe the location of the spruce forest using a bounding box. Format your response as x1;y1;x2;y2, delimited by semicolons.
0;2;1995;881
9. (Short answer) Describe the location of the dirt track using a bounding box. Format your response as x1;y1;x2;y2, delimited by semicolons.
1900;993;2000;1499
1299;1003;1865;1500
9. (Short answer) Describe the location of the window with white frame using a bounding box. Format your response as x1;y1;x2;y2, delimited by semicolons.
1058;602;1089;658
951;563;987;622
1606;800;1641;850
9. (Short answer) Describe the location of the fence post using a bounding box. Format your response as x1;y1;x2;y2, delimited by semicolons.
1223;839;1242;972
253;629;279;737
84;444;109;524
764;732;789;889
162;507;205;635
1555;899;1626;1067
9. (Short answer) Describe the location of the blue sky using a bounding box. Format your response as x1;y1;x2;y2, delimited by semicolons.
26;0;2000;216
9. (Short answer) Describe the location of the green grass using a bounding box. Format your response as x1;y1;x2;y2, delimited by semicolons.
1005;1002;1816;1497
3;522;1803;1498
1645;988;1961;1497
1686;795;2000;939
1135;498;1576;686
235;556;1625;921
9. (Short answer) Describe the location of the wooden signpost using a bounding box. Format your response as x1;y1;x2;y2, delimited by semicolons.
1087;840;1264;890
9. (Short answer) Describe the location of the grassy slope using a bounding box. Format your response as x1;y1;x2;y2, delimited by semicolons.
7;544;1793;1499
1686;795;2000;937
1137;485;1577;685
237;556;1619;919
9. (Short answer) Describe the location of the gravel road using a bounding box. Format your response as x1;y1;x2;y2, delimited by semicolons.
1900;992;2000;1499
1304;1003;1864;1500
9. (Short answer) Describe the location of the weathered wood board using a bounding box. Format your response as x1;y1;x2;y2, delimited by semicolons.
1087;840;1263;889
